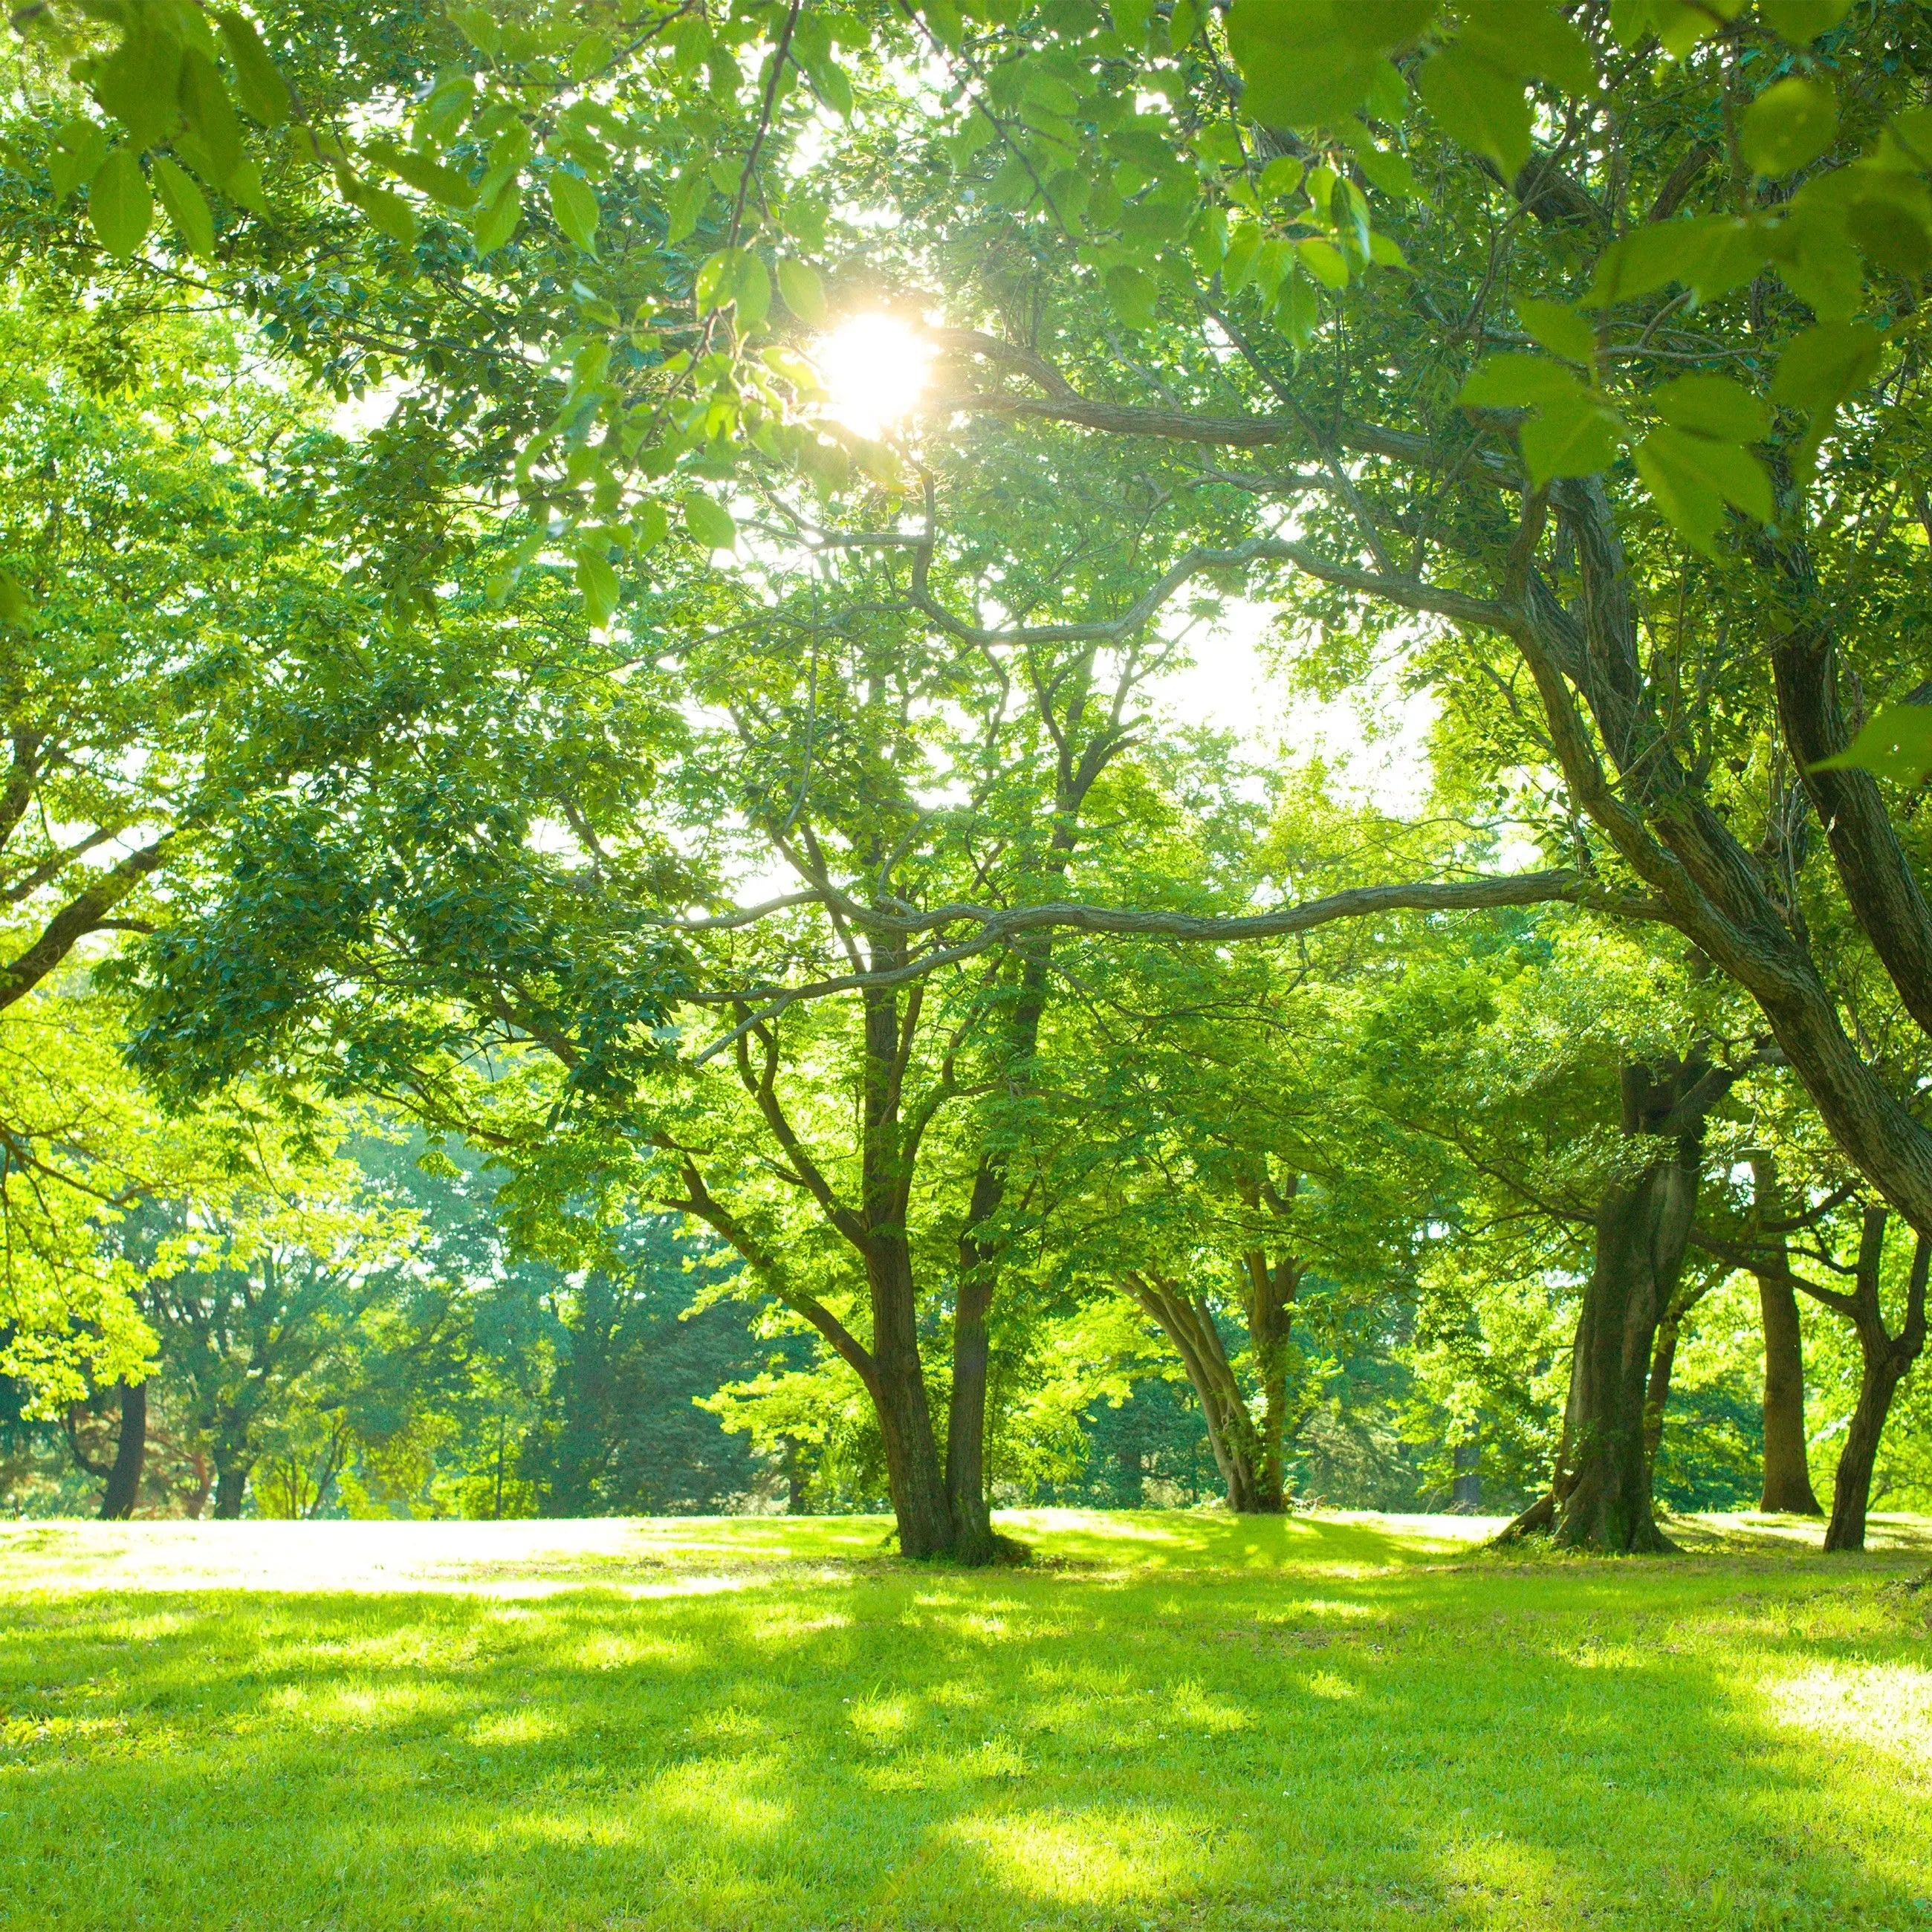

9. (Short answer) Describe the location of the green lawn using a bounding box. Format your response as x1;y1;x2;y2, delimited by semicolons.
3;1510;1930;1931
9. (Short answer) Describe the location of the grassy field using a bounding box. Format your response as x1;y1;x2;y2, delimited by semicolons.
3;1510;1930;1931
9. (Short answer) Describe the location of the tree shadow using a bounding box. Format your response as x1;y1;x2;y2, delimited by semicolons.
3;1540;1929;1929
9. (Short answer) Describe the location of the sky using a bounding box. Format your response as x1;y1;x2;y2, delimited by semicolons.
1149;594;1439;818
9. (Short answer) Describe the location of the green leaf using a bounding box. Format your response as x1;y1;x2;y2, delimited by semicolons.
354;182;419;247
215;11;293;128
814;59;855;119
777;258;828;326
470;180;522;256
570;32;615;81
178;48;243;184
1458;353;1584;407
1760;0;1851;42
1516;297;1595;363
1521;394;1624;484
1295;236;1350;289
1741;77;1838;177
1416;44;1532;177
225;156;268;214
1461;0;1595;96
48;119;109;200
1770;319;1884;415
1585;215;1743;305
575;550;620;624
548;170;600;253
0;571;33;631
1810;703;1932;783
153;155;214;256
1348;140;1415;201
1229;0;1384;127
681;492;737;551
369;141;478;210
88;149;153;258
1845;183;1932;279
93;25;182;153
1106;264;1160;328
1634;425;1771;550
1259;155;1306;199
1770;319;1884;479
732;253;772;331
1276;261;1322;346
448;4;502;57
1650;374;1769;441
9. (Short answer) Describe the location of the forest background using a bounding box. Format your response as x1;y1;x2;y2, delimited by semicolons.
0;0;1928;1555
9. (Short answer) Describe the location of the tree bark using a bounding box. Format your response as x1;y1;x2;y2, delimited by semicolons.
1550;1060;1711;1554
944;1257;996;1562
1451;1429;1482;1510
1759;1277;1822;1513
1751;1155;1823;1513
1236;1181;1300;1513
1822;1212;1928;1554
212;1457;250;1520
97;1381;147;1520
1826;1354;1908;1553
863;1232;956;1558
1126;1271;1274;1511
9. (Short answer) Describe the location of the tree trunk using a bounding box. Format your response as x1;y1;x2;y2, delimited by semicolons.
945;937;1057;1566
1824;1355;1907;1553
1237;1225;1298;1513
1127;1272;1274;1512
944;1266;996;1562
1641;1305;1682;1473
97;1381;147;1520
1551;1060;1709;1554
1451;1429;1482;1510
864;1235;956;1558
1759;1275;1823;1514
1750;1155;1823;1513
778;1436;812;1515
1821;1213;1928;1554
212;1458;250;1520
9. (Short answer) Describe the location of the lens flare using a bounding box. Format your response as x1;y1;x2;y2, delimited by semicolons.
814;311;934;438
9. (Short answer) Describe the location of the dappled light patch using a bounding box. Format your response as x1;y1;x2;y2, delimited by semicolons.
464;1705;566;1750
944;1805;1222;1909
1305;1669;1361;1702
265;1676;462;1734
1765;1661;1932;1766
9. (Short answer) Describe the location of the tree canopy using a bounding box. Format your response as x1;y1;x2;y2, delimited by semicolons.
0;0;1928;1560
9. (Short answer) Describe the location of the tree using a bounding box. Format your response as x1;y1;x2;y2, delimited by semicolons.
130;1138;424;1518
19;2;1932;1557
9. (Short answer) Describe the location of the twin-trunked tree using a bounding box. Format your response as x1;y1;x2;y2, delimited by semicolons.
15;0;1932;1551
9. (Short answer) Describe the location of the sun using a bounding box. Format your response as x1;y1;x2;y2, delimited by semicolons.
814;311;935;439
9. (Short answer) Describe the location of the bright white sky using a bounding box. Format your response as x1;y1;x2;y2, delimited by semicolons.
1150;594;1439;818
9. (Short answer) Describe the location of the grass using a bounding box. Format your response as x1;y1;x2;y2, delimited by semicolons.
3;1509;1931;1931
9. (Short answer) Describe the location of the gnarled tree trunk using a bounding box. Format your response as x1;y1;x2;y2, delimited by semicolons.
1517;1058;1728;1554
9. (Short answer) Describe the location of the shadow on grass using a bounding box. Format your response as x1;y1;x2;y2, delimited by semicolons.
4;1541;1931;1931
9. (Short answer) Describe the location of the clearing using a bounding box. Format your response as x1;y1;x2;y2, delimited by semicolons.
2;1509;1929;1930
